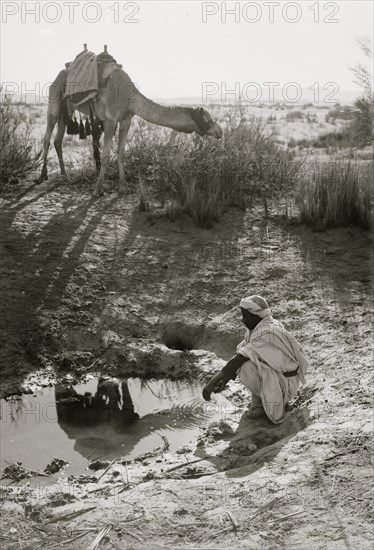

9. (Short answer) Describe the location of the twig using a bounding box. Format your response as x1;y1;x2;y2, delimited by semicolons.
227;511;238;531
97;459;116;482
158;434;170;452
249;496;284;520
325;447;361;461
86;525;112;550
107;520;143;542
177;522;208;527
35;470;51;478
162;458;207;475
32;524;61;536
210;526;235;538
46;506;97;524
83;356;102;372
114;481;135;495
88;482;124;495
82;345;112;372
47;531;90;548
71;528;98;533
180;471;216;479
267;510;306;525
259;532;285;547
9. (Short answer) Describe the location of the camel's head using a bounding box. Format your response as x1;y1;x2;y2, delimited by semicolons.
191;107;223;139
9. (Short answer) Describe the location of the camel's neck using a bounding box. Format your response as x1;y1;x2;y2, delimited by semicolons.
132;94;195;133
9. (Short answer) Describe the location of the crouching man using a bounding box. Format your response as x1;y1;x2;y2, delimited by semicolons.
202;295;309;424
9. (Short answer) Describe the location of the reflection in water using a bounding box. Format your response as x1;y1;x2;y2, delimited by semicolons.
55;378;142;459
1;377;232;474
55;379;140;429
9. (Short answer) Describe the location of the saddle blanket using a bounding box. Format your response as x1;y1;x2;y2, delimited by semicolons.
64;51;122;107
64;50;98;107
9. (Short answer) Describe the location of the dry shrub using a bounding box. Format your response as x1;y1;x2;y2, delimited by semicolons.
297;160;372;230
125;110;302;227
0;95;42;184
285;110;304;122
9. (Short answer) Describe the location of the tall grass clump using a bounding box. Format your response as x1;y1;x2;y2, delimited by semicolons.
124;109;302;227
0;94;42;185
297;160;372;229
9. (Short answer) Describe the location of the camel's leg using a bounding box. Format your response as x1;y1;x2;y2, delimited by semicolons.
118;117;132;191
38;112;58;183
92;121;103;173
93;120;117;197
54;118;67;178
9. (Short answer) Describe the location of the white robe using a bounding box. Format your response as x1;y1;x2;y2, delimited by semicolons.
237;316;309;423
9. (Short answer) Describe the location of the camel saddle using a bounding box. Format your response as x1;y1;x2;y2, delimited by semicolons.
64;47;122;108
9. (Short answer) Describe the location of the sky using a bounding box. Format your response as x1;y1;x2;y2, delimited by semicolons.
0;1;373;103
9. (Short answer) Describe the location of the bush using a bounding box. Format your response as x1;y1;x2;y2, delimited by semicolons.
350;96;373;146
349;38;373;147
297;160;371;230
288;130;354;151
285;111;304;122
0;95;42;184
124;112;302;226
325;105;354;123
312;131;351;149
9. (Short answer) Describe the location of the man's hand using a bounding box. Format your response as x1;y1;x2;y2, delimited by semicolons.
202;385;213;401
212;379;229;393
202;354;246;402
202;376;230;401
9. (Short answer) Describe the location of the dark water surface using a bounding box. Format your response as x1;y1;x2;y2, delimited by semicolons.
1;377;234;479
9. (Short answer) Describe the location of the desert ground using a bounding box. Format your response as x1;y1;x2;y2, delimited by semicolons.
0;102;373;549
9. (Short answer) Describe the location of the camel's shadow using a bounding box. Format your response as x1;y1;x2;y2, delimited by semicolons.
0;180;120;396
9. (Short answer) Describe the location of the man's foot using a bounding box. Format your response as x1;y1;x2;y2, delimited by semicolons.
246;394;266;419
246;405;266;419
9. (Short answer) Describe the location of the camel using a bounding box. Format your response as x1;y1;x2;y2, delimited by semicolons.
38;53;223;196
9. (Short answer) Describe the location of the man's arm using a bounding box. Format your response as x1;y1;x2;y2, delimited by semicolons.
221;353;248;380
202;353;248;401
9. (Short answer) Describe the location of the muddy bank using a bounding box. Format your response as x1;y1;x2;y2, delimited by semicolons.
0;181;372;549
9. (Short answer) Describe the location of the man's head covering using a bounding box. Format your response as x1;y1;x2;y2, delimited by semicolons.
240;295;271;318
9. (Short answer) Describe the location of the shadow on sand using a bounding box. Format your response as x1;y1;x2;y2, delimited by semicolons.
190;404;311;480
0;181;119;396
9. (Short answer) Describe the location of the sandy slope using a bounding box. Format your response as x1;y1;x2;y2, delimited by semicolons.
0;180;372;549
